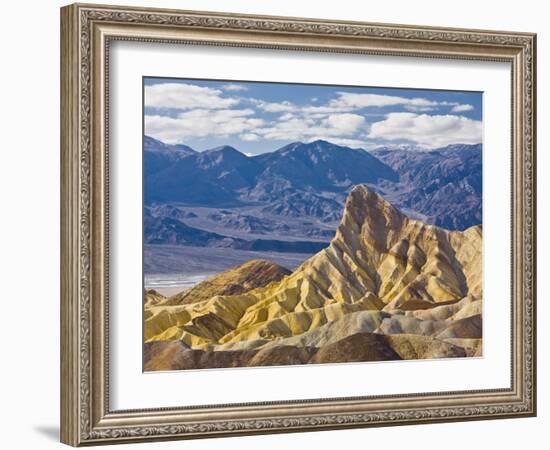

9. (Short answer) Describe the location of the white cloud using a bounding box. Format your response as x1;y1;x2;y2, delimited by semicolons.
368;112;482;148
145;109;264;143
145;82;480;150
450;103;475;113
404;105;437;112
240;133;260;142
301;105;339;114
301;93;477;117
331;93;438;110
222;84;248;92
300;93;440;115
145;83;239;110
306;113;330;119
252;99;297;113
254;113;366;144
323;113;365;134
255;117;313;141
279;112;296;121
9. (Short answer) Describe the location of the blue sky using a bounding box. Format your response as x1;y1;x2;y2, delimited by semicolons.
144;77;482;155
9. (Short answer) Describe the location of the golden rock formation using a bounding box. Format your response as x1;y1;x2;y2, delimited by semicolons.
162;259;291;306
144;185;483;369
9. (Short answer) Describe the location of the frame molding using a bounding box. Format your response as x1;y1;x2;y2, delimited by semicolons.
60;3;536;446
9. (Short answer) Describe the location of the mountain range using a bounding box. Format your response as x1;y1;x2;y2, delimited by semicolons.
144;185;482;370
144;136;482;249
371;144;482;230
144;212;327;254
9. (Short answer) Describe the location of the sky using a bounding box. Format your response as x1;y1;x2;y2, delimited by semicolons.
144;77;482;155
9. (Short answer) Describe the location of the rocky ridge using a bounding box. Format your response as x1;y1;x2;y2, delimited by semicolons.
144;185;482;370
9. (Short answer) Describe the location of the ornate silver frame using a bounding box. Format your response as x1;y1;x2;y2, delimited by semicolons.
60;3;536;446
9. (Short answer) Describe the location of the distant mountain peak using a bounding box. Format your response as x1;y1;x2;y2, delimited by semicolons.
173;143;196;153
285;140;343;152
144;135;160;144
309;139;332;146
206;145;241;154
285;141;304;147
370;143;426;153
371;142;481;154
144;135;196;155
144;138;481;231
272;140;346;156
440;143;482;152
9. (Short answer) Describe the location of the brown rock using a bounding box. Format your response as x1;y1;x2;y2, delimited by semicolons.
143;340;190;371
248;345;317;367
436;314;482;339
144;288;165;307
386;334;466;359
165;259;291;306
144;186;483;370
310;333;401;364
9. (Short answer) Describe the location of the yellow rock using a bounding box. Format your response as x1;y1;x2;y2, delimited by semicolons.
162;259;291;306
145;185;483;350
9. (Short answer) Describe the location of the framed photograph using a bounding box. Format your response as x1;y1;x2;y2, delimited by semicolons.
60;3;537;446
